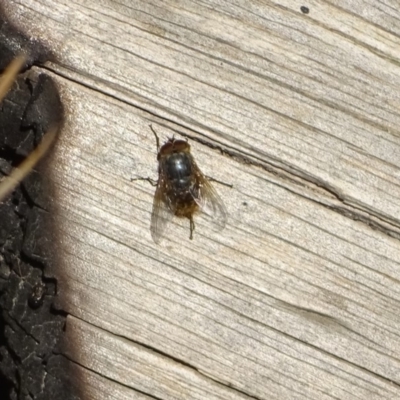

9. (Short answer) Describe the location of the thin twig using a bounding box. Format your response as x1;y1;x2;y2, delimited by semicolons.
0;126;58;201
0;55;26;102
0;55;59;201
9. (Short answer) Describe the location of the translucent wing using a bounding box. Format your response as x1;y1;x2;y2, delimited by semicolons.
189;167;227;230
150;176;174;243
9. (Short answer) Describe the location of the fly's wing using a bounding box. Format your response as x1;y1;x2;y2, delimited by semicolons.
150;175;174;243
189;166;227;230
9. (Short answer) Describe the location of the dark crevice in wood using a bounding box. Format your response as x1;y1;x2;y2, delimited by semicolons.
67;315;267;399
194;139;400;240
37;64;400;241
193;370;267;400
68;313;400;398
58;352;165;400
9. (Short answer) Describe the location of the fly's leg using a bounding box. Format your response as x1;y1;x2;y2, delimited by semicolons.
206;176;233;188
131;177;158;186
189;216;195;240
131;125;160;186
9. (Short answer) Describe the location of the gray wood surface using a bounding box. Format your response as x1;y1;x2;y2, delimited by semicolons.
5;1;400;399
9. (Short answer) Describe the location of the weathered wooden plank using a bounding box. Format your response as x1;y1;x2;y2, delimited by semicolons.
65;316;254;400
3;0;400;399
45;76;400;399
64;352;155;400
6;0;400;227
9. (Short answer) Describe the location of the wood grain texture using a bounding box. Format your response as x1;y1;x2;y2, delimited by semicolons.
4;1;400;399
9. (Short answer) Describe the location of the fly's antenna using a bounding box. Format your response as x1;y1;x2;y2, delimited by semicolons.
149;124;160;152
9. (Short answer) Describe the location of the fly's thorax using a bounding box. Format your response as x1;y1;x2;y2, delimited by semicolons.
159;150;199;216
161;151;193;187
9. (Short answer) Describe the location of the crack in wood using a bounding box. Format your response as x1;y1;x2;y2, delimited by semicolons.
36;64;400;243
